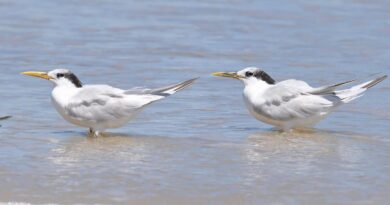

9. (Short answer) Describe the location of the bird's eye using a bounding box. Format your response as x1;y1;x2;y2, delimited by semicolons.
245;71;253;77
57;73;65;78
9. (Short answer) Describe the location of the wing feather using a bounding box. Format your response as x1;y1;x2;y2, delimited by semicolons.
309;79;355;95
62;78;197;124
124;78;198;96
0;116;11;121
64;85;145;122
256;80;334;121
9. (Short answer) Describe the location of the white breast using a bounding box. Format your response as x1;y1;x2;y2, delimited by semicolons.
51;86;90;128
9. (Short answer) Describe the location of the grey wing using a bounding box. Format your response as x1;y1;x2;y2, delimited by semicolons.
310;75;387;103
65;86;142;122
309;79;355;95
256;80;335;121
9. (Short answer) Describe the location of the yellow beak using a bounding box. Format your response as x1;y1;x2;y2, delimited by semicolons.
212;72;241;79
21;71;52;80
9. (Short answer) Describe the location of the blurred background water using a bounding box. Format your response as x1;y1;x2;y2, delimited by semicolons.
0;0;389;204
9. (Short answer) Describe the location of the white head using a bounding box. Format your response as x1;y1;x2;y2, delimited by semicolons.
22;69;83;88
212;67;276;86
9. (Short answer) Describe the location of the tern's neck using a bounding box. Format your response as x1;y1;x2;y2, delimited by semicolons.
243;80;272;101
52;85;80;105
54;78;83;88
244;79;272;90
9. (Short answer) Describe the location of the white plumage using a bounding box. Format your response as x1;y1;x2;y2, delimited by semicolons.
23;69;197;136
213;67;387;131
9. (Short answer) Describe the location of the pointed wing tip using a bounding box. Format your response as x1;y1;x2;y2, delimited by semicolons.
333;79;356;87
173;77;199;92
181;77;200;85
187;77;200;82
148;77;199;96
0;116;11;121
363;74;387;89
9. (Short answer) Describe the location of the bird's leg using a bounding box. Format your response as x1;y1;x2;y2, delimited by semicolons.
88;128;100;137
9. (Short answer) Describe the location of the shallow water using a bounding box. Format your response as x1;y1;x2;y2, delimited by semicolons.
0;0;389;204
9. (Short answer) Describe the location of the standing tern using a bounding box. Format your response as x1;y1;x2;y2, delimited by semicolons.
22;69;197;136
213;67;387;131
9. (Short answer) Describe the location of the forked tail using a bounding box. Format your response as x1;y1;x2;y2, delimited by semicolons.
335;75;387;103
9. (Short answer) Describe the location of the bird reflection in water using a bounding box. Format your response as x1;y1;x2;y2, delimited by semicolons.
48;133;160;169
242;128;372;185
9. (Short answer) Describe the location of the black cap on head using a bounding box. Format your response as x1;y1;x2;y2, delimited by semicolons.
243;68;276;85
65;72;83;88
54;69;83;88
254;71;275;85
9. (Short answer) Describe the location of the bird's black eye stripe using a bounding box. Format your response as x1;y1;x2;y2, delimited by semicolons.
245;71;253;77
57;73;65;78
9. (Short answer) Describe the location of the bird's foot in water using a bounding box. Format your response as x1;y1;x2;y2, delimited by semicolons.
88;128;101;137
